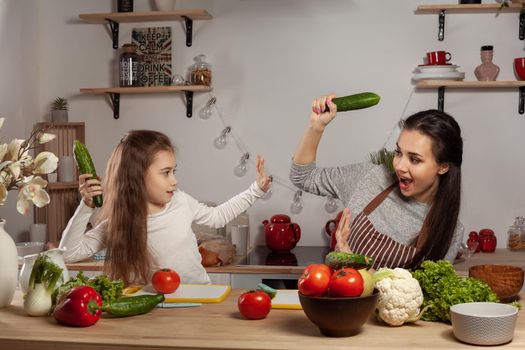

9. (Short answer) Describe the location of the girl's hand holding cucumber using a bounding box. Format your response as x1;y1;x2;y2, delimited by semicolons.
79;173;103;209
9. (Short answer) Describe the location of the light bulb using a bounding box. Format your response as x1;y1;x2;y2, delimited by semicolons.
290;190;304;214
199;96;216;120
171;74;186;85
325;196;338;213
233;153;249;177
213;126;231;149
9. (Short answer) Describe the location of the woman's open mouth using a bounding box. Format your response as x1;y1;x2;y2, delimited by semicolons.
398;176;413;191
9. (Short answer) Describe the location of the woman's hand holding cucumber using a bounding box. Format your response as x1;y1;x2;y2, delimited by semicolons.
79;173;103;208
310;93;338;131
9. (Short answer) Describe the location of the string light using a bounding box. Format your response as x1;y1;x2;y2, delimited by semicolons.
324;196;339;213
233;153;250;177
213;126;231;149
199;96;216;120
290;190;304;214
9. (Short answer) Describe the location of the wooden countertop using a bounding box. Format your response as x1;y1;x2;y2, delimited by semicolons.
1;289;523;350
65;248;525;275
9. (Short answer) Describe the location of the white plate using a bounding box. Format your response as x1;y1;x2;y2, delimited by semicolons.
417;65;460;73
413;71;465;81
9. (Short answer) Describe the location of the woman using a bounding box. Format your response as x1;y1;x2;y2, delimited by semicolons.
290;94;464;268
60;130;271;285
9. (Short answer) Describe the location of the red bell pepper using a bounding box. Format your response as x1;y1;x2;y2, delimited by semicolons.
53;286;103;327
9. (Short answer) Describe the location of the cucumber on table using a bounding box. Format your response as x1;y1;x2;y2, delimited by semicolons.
98;294;165;317
73;140;103;207
329;92;380;112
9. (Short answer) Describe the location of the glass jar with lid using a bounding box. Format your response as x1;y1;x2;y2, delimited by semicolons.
507;216;525;250
190;54;212;86
119;43;140;87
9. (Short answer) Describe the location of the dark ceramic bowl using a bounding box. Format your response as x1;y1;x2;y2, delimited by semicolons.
298;289;379;337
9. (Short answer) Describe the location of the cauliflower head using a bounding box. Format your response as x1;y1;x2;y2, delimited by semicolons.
374;267;424;326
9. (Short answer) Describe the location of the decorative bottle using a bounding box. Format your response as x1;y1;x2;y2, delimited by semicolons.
119;43;140;87
474;45;500;81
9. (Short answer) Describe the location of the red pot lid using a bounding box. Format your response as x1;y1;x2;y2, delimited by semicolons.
270;214;291;223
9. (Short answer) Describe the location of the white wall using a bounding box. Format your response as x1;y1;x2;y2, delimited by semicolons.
0;0;40;242
3;0;525;249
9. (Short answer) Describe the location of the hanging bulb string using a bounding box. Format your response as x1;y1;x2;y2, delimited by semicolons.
380;87;415;150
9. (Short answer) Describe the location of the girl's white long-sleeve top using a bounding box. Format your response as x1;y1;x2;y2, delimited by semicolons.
59;181;264;284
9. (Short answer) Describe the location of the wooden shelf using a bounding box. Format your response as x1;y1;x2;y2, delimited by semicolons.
79;9;212;48
80;85;212;119
415;80;525;114
416;3;524;14
79;9;212;23
47;181;79;190
416;80;525;88
80;85;212;94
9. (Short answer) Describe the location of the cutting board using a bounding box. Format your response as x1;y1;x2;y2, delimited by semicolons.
271;289;302;310
124;284;231;303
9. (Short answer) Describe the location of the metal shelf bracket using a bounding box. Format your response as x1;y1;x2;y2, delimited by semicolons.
519;87;525;114
108;93;120;119
519;11;525;40
438;10;446;41
438;86;445;112
183;16;193;47
185;91;194;118
106;19;120;49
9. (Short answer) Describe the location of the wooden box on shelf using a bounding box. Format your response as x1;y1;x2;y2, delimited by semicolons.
34;122;85;244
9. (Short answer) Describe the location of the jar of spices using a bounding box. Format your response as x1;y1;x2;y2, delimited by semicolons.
478;229;497;253
466;231;480;253
119;43;140;87
507;216;525;250
190;54;212;86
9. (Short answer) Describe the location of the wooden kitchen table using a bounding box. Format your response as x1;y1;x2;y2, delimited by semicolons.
0;289;523;350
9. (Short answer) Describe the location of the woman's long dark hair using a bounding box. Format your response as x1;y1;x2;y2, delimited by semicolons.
402;110;463;267
101;130;174;285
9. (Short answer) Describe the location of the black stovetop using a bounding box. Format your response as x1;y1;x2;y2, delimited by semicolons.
237;246;331;267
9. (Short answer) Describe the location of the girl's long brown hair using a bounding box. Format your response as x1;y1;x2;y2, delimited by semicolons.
100;130;174;285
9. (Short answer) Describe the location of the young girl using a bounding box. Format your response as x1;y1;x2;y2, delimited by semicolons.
59;130;271;285
290;94;464;269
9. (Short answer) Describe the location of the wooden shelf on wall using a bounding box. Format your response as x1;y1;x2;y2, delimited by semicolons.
79;9;212;23
416;3;524;14
46;182;79;191
80;85;213;119
415;80;525;114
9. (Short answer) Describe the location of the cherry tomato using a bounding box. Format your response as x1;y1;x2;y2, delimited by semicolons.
237;290;272;320
328;267;364;297
297;264;332;296
151;268;180;294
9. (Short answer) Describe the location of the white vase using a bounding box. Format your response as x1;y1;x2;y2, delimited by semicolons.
19;253;39;294
153;0;176;11
0;220;19;307
18;248;69;294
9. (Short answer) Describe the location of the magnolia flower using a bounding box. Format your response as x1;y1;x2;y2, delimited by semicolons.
0;117;57;215
17;176;50;214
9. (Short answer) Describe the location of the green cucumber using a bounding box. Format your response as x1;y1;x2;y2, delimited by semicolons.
98;294;165;317
324;251;374;270
330;92;380;112
73;140;103;207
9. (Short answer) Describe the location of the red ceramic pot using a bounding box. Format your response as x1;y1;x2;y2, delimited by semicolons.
514;57;525;80
478;229;497;253
262;214;301;252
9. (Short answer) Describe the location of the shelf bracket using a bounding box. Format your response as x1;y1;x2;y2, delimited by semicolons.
519;87;525;115
183;16;193;47
106;19;120;49
518;9;525;40
108;93;120;119
437;10;446;41
437;86;445;112
185;91;194;118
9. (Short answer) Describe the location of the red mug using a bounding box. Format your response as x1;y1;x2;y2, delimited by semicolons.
514;57;525;80
426;51;452;65
324;210;343;250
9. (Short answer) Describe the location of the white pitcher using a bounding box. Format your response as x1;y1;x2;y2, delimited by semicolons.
19;248;69;293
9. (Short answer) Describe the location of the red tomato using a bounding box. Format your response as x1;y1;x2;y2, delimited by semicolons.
328;267;364;297
237;291;272;320
297;264;332;296
151;268;180;294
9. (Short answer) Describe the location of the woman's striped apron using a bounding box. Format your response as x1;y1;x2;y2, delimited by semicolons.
347;183;428;269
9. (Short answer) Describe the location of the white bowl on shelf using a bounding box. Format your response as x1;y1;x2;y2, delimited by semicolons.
417;64;459;73
413;71;465;81
450;302;518;346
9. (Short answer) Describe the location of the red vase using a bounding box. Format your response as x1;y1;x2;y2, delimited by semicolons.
478;229;497;253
